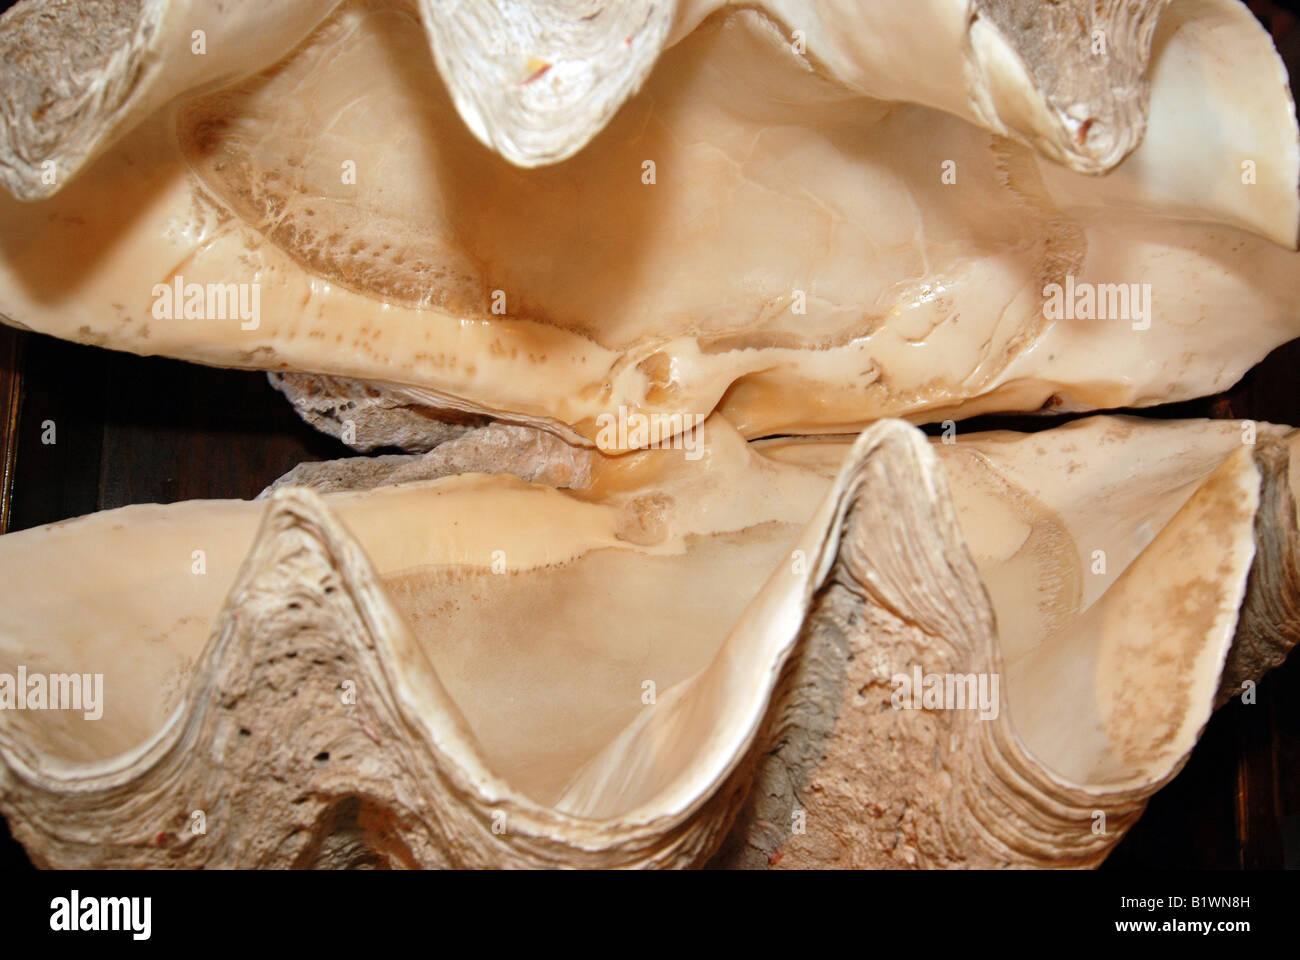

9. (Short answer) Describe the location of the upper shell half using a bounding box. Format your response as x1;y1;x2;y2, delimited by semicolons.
0;0;1297;451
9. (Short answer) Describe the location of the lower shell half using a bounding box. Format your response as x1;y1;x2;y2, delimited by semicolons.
0;414;1296;868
